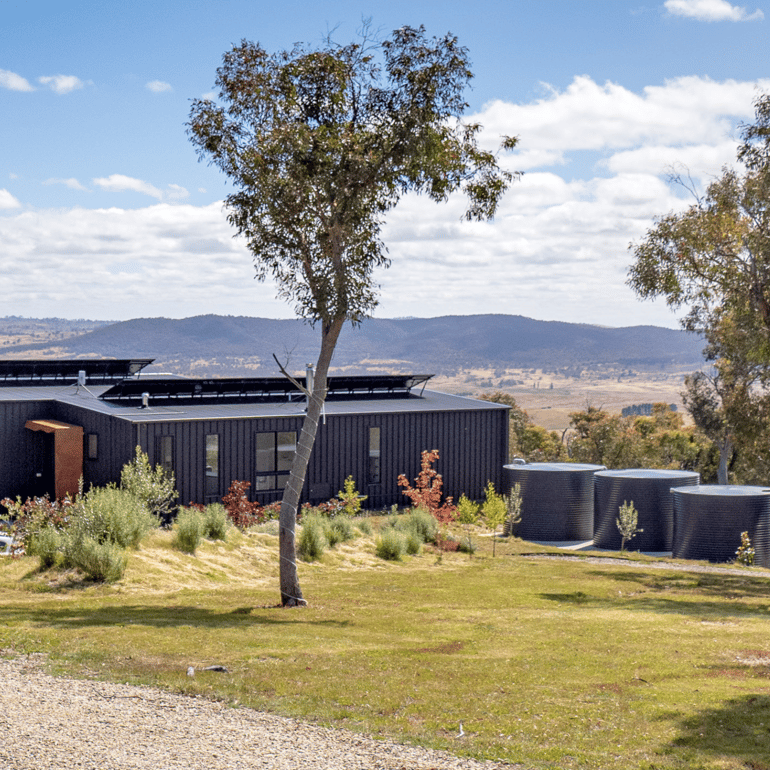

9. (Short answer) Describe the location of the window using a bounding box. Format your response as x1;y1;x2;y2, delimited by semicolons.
368;427;381;484
205;434;219;497
86;433;98;461
156;436;174;476
255;431;296;491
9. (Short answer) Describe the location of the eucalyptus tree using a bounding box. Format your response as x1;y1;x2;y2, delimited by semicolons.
188;25;519;605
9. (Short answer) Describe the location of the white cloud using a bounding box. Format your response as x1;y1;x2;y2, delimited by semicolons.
664;0;764;21
43;177;89;191
93;174;164;199
146;80;173;93
1;75;767;329
38;75;85;94
92;175;190;202
0;189;21;209
0;69;34;91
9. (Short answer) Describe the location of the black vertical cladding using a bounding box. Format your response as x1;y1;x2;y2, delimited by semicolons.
0;400;56;501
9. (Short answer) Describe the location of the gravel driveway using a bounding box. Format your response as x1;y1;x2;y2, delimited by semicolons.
0;655;516;770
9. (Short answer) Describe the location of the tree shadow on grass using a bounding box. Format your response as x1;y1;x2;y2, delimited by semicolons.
540;570;770;618
664;694;770;769
0;603;351;630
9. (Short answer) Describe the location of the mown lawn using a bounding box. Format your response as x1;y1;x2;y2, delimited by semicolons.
1;523;769;769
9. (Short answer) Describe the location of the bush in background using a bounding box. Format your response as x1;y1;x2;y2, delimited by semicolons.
202;503;229;540
376;528;407;560
121;446;178;521
173;507;204;554
297;511;327;561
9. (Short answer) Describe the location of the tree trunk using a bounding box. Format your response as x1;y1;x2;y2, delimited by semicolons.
278;316;345;606
717;436;732;486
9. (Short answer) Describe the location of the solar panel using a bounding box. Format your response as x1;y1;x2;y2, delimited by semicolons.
0;359;154;385
99;374;434;405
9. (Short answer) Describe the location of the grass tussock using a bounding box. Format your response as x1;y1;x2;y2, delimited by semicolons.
1;515;770;770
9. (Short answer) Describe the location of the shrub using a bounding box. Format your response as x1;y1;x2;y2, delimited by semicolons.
404;530;423;555
297;513;327;561
28;526;62;569
71;485;158;550
503;483;523;538
120;446;177;521
65;536;127;582
456;494;480;554
173;507;204;554
356;519;373;536
328;515;355;546
376;528;407;561
616;500;643;552
401;507;438;544
222;480;265;529
397;449;456;523
202;503;229;540
336;476;366;517
1;494;74;557
736;531;755;565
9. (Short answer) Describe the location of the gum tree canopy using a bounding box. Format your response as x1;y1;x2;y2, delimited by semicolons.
188;25;519;606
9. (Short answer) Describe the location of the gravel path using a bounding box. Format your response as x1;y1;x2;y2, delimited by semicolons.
0;655;516;770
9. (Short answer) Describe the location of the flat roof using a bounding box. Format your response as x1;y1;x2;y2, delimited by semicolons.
0;383;508;423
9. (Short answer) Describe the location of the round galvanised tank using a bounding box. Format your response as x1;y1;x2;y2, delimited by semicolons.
671;485;770;566
593;469;700;551
504;463;605;541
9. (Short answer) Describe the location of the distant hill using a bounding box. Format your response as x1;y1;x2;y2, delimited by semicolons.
0;314;705;378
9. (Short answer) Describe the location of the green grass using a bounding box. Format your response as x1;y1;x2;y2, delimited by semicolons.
1;522;770;769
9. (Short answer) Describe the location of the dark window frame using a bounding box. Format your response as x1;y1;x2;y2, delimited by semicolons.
255;431;297;491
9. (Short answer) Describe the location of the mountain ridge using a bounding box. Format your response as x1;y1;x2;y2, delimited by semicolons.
0;314;705;378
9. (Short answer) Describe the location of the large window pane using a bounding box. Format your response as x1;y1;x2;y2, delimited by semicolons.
277;432;296;472
256;432;276;473
368;427;381;484
157;436;174;476
205;434;219;497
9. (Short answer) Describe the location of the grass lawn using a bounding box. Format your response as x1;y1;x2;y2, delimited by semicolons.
1;521;769;769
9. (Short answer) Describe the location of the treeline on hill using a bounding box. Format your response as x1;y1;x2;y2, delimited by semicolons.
480;392;724;483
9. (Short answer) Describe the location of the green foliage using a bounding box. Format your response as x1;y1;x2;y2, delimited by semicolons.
503;483;523;539
375;528;407;561
297;513;327;561
400;508;438;545
735;531;755;566
120;446;177;520
70;485;158;550
189;28;517;604
337;476;366;517
327;515;355;547
456;493;480;555
63;537;127;582
616;500;643;552
28;526;62;569
356;519;373;536
568;403;713;475
202;503;229;541
173;508;204;554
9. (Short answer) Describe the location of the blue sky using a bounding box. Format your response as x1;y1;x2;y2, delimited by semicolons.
2;0;769;327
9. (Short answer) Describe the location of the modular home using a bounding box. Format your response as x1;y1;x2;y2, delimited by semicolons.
0;360;509;509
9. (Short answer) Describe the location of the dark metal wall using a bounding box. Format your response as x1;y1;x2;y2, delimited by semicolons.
0;400;56;502
134;407;508;509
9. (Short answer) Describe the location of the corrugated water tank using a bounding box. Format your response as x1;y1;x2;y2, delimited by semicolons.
504;463;605;541
671;485;770;566
594;469;700;551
